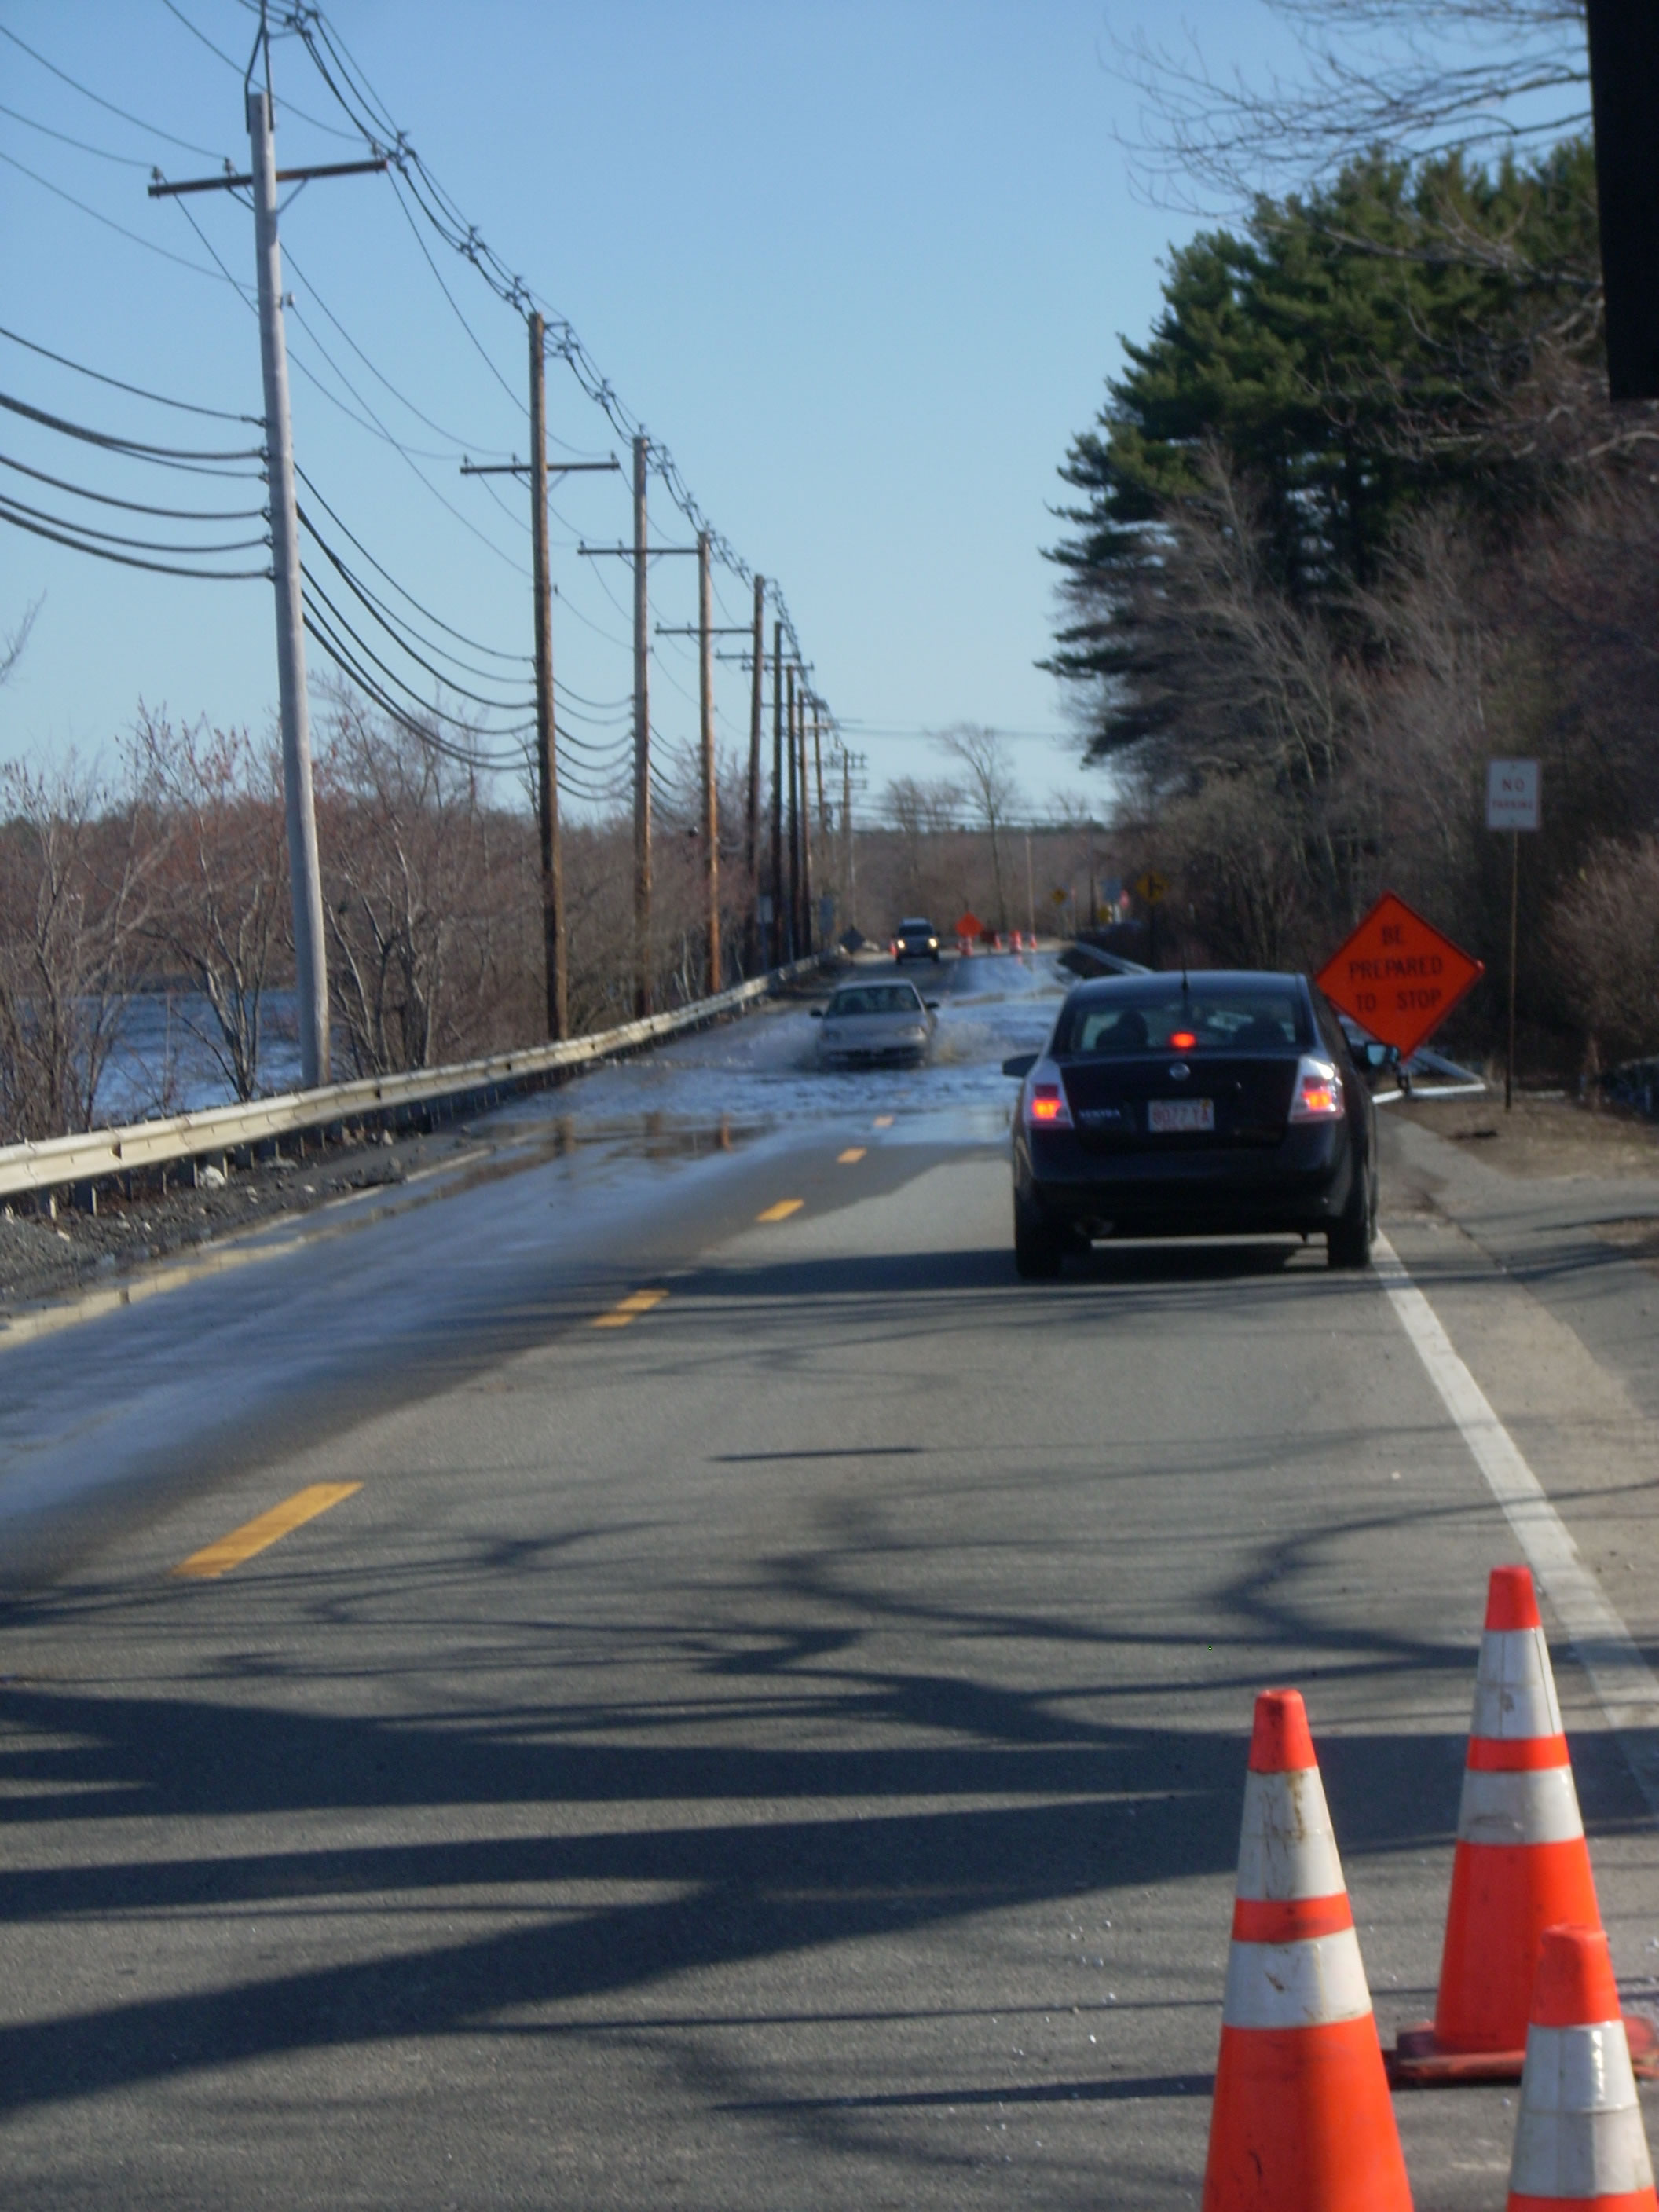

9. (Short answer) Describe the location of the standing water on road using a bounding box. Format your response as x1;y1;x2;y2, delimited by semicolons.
493;950;1068;1154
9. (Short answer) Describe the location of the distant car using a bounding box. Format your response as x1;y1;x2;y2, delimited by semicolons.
1002;969;1380;1277
893;917;941;962
813;980;938;1066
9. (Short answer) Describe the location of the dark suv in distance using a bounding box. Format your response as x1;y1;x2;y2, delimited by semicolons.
1002;970;1382;1277
893;917;941;962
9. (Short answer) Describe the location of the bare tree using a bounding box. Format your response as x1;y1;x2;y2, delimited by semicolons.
936;727;1023;932
129;709;286;1101
0;759;151;1139
1111;1;1589;211
1;599;41;693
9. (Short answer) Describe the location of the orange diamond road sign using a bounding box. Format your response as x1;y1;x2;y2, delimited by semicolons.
953;910;983;939
1317;892;1485;1060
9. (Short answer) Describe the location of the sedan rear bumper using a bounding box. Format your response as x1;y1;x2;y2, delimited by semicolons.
1016;1124;1356;1236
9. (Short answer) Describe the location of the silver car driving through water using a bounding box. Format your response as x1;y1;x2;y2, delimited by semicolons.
812;980;938;1067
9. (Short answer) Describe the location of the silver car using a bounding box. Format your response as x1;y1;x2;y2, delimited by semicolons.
813;980;938;1067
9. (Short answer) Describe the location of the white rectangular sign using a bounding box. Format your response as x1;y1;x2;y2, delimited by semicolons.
1486;758;1540;833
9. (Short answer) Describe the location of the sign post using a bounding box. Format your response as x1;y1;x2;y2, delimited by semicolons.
1485;760;1540;1112
1135;870;1168;969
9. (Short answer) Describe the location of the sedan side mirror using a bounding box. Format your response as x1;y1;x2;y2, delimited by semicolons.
925;1000;940;1011
1002;1052;1038;1079
809;1008;823;1019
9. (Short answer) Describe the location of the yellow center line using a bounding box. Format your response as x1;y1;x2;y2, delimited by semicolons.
592;1286;669;1328
837;1148;867;1163
756;1199;804;1223
173;1482;362;1580
873;1115;895;1128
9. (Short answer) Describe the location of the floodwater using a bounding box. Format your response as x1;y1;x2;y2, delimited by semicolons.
496;950;1068;1158
96;990;306;1122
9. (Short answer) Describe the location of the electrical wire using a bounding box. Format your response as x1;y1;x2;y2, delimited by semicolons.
0;449;266;522
291;463;527;665
0;322;261;425
0;145;241;286
298;520;537;712
302;605;530;772
0;386;265;470
0;485;266;557
299;562;534;741
283;5;811;661
0;100;156;170
0;22;232;162
0;494;268;580
280;242;518;457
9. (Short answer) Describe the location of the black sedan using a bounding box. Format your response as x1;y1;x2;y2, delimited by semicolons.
1002;970;1382;1277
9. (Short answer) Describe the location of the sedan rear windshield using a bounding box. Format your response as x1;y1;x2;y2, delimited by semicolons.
1057;984;1307;1056
830;985;924;1015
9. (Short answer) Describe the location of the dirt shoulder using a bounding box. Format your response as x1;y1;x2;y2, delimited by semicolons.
1388;1086;1659;1182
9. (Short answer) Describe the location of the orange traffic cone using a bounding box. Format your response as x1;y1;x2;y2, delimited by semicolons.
1506;1925;1657;2212
1203;1688;1412;2212
1392;1566;1654;2085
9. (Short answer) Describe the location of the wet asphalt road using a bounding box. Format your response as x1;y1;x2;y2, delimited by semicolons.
0;952;1654;2208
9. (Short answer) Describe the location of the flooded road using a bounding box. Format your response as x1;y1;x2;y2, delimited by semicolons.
0;953;1064;1583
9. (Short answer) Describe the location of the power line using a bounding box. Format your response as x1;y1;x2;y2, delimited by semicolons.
0;321;260;424
154;0;365;144
298;516;537;712
0;99;155;170
0;493;268;580
280;5;811;666
0;485;266;558
0;145;240;285
291;462;527;664
0;449;266;522
0;386;264;469
280;242;518;457
0;22;231;162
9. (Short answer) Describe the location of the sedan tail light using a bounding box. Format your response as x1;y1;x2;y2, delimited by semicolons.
1026;1079;1073;1129
1288;1056;1345;1122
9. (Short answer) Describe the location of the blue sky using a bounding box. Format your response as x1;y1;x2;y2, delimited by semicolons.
0;0;1298;819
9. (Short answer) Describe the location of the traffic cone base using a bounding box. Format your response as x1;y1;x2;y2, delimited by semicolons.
1208;2017;1411;2212
1505;1925;1657;2212
1203;1689;1412;2212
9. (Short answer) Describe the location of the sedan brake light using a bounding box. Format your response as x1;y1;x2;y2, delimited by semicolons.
1288;1056;1344;1121
1027;1080;1072;1129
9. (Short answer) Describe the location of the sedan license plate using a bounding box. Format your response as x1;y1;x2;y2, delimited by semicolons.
1148;1097;1214;1133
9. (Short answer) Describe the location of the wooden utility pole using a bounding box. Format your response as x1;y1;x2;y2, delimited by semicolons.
811;701;826;943
799;687;815;954
745;574;764;975
698;531;720;994
770;621;784;965
632;433;651;1015
843;747;855;933
528;314;566;1038
786;665;800;960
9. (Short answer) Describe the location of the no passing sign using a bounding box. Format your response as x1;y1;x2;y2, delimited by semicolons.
1316;892;1485;1060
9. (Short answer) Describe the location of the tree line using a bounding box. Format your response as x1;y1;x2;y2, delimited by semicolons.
1048;126;1659;1079
0;689;769;1142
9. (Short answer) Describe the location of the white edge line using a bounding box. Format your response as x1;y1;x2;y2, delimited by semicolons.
1373;1230;1659;1816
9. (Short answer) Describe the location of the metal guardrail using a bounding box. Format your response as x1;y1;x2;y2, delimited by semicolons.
0;955;826;1206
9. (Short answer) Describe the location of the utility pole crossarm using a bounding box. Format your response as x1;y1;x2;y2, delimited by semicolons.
148;156;388;196
578;544;698;558
460;459;621;478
